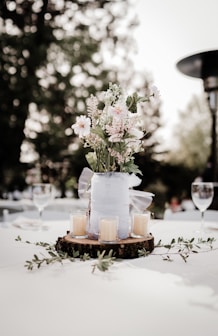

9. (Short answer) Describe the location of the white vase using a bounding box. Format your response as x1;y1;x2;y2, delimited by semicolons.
89;172;130;239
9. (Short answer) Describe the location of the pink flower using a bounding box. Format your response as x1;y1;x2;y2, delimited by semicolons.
71;115;91;138
108;104;128;118
106;116;124;142
108;133;122;142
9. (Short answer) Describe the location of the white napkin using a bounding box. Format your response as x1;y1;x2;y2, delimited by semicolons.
12;216;42;230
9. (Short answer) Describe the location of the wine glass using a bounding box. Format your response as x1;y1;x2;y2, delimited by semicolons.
191;182;214;233
32;183;52;227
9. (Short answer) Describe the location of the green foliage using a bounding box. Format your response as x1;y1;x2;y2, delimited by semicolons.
15;235;216;273
166;95;211;170
154;236;216;262
160;162;199;201
126;92;150;113
16;236;116;273
16;235;80;270
138;248;150;257
92;250;116;273
1;0;156;194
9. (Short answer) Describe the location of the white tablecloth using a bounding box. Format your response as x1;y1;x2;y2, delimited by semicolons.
0;198;89;212
1;219;218;336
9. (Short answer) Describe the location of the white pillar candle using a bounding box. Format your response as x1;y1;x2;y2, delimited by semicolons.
132;212;150;238
71;213;87;238
99;217;118;242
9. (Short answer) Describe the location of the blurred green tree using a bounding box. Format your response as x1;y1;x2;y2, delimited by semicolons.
158;94;212;212
165;95;211;172
0;0;161;197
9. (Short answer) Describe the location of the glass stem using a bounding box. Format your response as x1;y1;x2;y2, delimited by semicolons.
38;209;43;229
200;210;205;233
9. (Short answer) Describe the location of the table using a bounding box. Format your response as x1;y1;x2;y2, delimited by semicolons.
1;219;218;336
0;198;89;212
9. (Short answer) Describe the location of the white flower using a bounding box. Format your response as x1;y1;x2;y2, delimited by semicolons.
150;85;161;104
129;128;144;140
126;139;142;153
71;115;91;138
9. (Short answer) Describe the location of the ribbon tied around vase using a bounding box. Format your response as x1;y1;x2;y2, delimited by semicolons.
78;167;154;212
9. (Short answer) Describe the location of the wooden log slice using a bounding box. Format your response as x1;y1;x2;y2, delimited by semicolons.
55;233;154;259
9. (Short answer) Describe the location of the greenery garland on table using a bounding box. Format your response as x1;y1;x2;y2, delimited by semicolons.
15;236;115;273
138;236;216;262
15;235;216;273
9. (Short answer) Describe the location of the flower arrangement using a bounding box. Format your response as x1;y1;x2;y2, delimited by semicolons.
71;83;159;174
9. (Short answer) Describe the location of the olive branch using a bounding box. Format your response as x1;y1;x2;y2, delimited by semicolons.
15;235;216;272
138;236;216;262
91;249;116;273
15;236;115;273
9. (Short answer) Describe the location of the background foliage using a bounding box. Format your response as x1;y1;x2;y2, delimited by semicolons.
0;0;212;215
